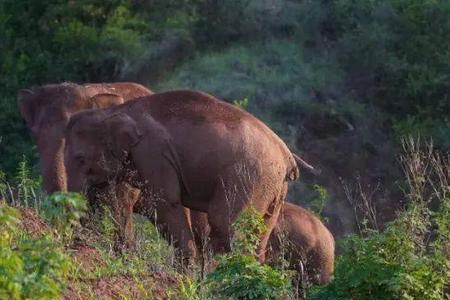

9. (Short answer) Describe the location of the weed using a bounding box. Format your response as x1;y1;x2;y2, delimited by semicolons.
42;192;87;242
233;97;249;110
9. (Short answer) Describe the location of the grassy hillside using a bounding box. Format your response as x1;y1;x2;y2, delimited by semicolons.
1;1;450;298
154;38;399;236
1;140;448;299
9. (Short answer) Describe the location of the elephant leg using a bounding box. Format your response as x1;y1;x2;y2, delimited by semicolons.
151;196;197;259
206;169;253;254
190;210;210;250
137;169;197;260
208;164;288;262
110;182;141;250
256;183;287;262
207;204;233;254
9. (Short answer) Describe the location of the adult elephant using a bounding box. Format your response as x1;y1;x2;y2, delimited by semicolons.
17;82;152;193
269;202;335;285
64;90;300;260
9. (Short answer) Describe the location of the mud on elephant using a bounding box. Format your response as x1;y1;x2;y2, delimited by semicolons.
64;89;300;260
268;202;335;285
17;82;152;193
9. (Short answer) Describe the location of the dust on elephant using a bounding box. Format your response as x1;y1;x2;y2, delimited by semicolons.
17;82;152;193
64;89;300;260
269;202;335;285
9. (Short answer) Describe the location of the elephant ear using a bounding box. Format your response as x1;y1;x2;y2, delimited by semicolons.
103;113;143;159
90;93;124;109
17;89;36;127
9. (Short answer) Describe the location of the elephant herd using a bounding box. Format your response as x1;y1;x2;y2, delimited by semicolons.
17;82;334;284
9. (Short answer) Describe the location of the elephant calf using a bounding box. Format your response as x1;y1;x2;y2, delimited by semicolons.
269;202;335;285
64;89;300;260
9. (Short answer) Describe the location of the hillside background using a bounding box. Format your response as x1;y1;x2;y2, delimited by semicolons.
1;0;449;237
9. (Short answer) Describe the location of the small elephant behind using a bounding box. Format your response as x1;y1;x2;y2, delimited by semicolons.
269;202;335;285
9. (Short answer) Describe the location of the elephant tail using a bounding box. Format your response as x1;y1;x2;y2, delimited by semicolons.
293;153;321;176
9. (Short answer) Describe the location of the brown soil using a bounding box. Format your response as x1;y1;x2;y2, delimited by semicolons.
70;242;106;274
63;241;178;299
18;207;49;236
16;207;178;300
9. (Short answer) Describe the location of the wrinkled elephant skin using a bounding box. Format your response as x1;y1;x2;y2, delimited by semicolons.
64;90;300;260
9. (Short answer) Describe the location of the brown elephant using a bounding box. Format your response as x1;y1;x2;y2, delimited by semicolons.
17;82;152;193
64;89;300;260
268;202;335;285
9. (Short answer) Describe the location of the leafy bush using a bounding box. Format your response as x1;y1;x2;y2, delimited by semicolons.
207;255;292;300
206;207;291;300
0;203;71;299
231;207;267;255
309;140;450;299
42;192;87;241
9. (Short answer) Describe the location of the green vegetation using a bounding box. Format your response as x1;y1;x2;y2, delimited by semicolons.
0;202;71;300
1;0;450;299
1;0;449;175
309;140;450;299
206;208;292;300
42;192;87;241
0;142;449;298
0;157;43;209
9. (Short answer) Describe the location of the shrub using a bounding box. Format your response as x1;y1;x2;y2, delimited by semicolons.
309;139;450;299
0;202;71;299
231;207;267;255
42;192;87;242
207;255;292;300
206;207;291;300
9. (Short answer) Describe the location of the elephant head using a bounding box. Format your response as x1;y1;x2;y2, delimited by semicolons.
64;110;143;192
64;108;197;257
17;82;152;193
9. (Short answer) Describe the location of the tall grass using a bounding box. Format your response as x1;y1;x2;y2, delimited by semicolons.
309;138;450;299
0;158;44;211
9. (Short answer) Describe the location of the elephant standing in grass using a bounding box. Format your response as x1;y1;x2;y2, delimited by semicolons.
269;202;335;285
64;90;300;260
17;82;152;193
16;82;211;252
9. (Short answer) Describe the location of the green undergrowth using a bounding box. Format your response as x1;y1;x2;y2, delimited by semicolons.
308;140;450;300
205;207;293;300
1;140;449;299
0;202;71;300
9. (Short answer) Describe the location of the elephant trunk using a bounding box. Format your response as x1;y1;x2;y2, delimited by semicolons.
38;131;67;193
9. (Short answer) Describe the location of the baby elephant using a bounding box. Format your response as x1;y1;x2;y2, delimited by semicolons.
269;202;335;285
